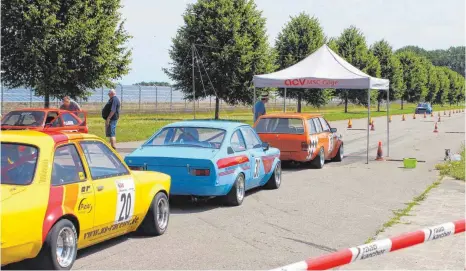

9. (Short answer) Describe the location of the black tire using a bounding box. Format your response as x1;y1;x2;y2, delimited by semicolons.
137;192;170;236
332;143;344;162
265;161;281;189
34;219;77;270
225;173;245;206
311;147;325;169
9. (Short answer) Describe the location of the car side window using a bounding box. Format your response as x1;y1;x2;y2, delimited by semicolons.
230;130;246;152
312;118;323;133
51;116;63;127
240;127;262;149
52;144;86;186
62;113;79;126
307;119;317;134
319;117;330;132
80;141;129;180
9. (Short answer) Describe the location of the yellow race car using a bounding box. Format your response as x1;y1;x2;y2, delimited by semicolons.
1;130;171;270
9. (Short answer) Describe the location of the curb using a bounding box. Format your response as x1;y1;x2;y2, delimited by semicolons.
270;219;465;271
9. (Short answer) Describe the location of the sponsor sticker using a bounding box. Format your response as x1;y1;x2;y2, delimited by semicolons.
350;239;392;261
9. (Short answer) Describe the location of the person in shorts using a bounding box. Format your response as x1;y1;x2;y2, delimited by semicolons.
101;89;120;149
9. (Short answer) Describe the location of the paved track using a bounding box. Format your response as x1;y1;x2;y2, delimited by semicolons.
10;111;466;270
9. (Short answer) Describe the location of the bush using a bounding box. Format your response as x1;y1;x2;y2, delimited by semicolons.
436;145;465;181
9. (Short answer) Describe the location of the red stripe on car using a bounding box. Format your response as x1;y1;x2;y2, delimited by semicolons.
42;186;64;242
217;155;249;169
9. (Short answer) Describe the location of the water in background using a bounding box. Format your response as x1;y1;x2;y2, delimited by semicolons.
1;86;189;103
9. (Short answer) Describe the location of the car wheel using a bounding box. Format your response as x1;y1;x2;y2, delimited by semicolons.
311;147;325;169
265;161;281;189
138;192;170;236
225;173;245;206
332;143;344;162
35;219;78;270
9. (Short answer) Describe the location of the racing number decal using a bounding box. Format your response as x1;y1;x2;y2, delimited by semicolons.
254;158;261;178
115;179;135;223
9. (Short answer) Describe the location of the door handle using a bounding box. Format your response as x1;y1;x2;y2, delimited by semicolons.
97;185;104;191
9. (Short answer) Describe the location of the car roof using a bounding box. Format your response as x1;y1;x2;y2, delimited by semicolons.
6;108;84;113
259;112;323;119
164;120;249;130
0;130;99;146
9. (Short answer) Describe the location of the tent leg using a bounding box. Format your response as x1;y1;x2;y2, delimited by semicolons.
367;89;370;164
387;88;390;157
283;88;287;112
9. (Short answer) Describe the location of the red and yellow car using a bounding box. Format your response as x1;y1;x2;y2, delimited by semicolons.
1;108;88;133
254;113;343;168
1;131;171;269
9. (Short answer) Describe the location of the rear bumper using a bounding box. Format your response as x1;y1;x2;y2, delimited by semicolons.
170;182;231;196
280;150;310;162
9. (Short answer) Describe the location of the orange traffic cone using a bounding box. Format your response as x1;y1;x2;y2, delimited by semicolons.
438;115;441;122
375;141;384;161
430;112;434;117
347;119;352;128
413;113;416;119
433;122;438;133
371;121;375;131
402;114;406;121
424;112;427;118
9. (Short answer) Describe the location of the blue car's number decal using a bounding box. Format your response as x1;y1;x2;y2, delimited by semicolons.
254;158;261;178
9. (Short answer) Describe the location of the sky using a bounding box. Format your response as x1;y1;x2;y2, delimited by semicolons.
119;0;465;84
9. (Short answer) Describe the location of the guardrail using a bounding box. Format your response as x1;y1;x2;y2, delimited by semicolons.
270;219;465;271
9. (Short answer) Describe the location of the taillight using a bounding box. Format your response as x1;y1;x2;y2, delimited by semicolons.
190;168;210;176
301;142;308;151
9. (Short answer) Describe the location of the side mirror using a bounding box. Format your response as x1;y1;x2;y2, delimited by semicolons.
330;128;337;133
262;142;269;151
227;146;234;155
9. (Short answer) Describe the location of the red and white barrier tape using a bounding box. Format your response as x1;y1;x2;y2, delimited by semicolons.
271;219;465;271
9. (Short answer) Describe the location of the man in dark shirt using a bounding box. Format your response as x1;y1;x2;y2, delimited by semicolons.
102;89;121;149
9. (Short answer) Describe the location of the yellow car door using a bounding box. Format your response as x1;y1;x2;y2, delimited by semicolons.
51;143;96;248
78;140;141;244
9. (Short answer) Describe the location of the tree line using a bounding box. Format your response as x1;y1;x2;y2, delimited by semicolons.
1;0;464;114
165;0;465;117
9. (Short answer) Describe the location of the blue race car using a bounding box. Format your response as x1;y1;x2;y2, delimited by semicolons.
124;120;282;206
415;102;433;114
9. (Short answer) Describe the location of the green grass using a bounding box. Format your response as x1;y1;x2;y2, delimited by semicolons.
435;145;465;181
87;103;465;142
365;179;442;243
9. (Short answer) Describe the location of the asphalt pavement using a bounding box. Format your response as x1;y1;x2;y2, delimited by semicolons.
8;111;466;270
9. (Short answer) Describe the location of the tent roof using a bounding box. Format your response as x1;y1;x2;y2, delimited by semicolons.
253;44;389;90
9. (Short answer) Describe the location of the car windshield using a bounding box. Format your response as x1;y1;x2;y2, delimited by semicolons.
1;143;39;185
255;118;304;134
417;103;428;108
1;111;45;127
144;127;226;149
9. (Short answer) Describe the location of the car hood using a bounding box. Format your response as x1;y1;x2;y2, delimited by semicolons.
1;185;27;202
126;145;219;160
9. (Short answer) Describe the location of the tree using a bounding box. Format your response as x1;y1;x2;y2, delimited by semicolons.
274;13;332;111
163;0;276;119
419;58;440;103
333;26;381;112
1;0;132;107
434;67;450;106
395;51;428;107
370;40;404;111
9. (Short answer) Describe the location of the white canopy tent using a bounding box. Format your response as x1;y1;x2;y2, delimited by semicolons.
253;44;390;163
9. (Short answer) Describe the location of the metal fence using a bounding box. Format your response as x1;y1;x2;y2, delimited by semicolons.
0;84;329;115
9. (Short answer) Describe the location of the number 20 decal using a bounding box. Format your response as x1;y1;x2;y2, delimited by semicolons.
118;193;132;222
115;179;135;223
254;158;261;178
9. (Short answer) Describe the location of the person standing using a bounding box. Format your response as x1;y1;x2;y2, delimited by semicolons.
253;91;269;123
60;96;81;111
101;89;120;149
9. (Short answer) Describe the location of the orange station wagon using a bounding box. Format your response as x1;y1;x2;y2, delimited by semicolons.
253;113;343;168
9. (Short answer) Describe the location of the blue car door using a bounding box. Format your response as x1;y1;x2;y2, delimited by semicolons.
239;126;266;188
